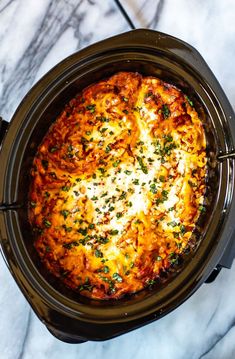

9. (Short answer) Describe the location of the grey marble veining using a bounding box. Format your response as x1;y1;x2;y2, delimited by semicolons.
0;1;235;358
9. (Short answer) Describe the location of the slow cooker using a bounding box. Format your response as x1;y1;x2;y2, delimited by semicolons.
0;29;235;343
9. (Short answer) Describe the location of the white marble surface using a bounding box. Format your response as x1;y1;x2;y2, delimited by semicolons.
0;0;235;358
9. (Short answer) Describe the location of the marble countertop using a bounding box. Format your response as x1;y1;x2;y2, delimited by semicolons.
0;1;235;358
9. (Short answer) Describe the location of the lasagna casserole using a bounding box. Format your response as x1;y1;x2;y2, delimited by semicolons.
29;72;207;299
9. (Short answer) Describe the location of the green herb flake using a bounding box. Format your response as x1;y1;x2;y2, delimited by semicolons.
116;212;123;219
137;156;148;174
185;95;194;107
100;127;108;133
105;145;112;153
43;219;51;228
61;185;70;192
63;241;79;249
98;167;106;175
30;201;37;208
199;205;206;213
119;191;127;200
103;266;110;274
49;146;58;153
109;229;119;236
60;210;69;219
112;272;123;283
180;224;186;234
167;221;178;227
133;179;139;185
94;249;103;258
86;104;96;113
113;160;121;167
147;279;156;286
150;183;157;194
78;228;88;236
124;170;132;175
161;104;170;119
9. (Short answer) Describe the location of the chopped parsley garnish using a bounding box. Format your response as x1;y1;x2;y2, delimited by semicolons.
62;224;72;232
43;219;51;228
185;95;194;107
137;156;148;174
86;104;96;113
78;277;93;292
119;191;127;200
105;145;111;153
101;191;108;198
60;210;69;219
113;159;121;167
100;116;110;122
91;196;98;201
49;146;58;153
112;272;123;282
78;228;88;236
155;190;169;205
167;221;178;227
94;249;103;258
123;109;129;114
133;179;139;185
30;201;37;208
100;127;108;133
147;279;156;286
150;183;157;194
161;104;170;119
61;185;70;192
88;223;95;229
168;252;179;265
159;175;165;182
63;241;79;249
98;167;106;175
116;212;123;219
199;205;206;213
109;229;119;235
124;170;132;175
98;236;109;244
102;266;110;273
122;97;128;102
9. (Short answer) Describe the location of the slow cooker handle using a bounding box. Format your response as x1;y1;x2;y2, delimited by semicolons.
0;117;9;147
